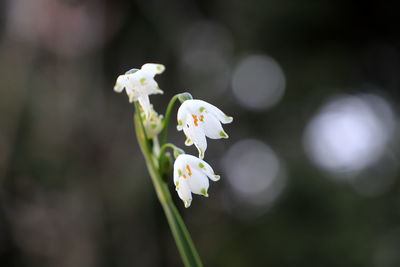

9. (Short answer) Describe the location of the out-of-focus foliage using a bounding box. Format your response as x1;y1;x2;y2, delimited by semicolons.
1;0;400;266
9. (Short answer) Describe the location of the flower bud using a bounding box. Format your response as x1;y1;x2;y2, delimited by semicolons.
140;106;163;138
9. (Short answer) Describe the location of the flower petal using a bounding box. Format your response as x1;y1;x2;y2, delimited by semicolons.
125;86;139;102
114;75;128;92
173;155;185;185
141;63;165;76
196;158;220;181
187;169;209;197
143;78;163;95
202;114;229;139
177;104;190;131
176;178;192;208
178;154;220;182
138;95;151;118
200;100;233;124
185;137;193;146
183;114;207;159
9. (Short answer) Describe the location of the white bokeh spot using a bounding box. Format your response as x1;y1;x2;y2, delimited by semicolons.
303;93;395;177
232;54;286;110
222;139;286;209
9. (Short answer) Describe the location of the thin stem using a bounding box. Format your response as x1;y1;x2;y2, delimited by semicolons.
152;136;161;158
133;101;149;144
134;111;203;267
160;94;179;146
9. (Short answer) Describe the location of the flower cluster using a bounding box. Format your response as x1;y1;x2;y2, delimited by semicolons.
174;100;232;207
114;63;232;208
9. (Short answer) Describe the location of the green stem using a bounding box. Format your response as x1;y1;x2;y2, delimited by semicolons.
134;110;203;267
134;102;150;150
160;143;177;155
159;143;184;159
160;94;179;146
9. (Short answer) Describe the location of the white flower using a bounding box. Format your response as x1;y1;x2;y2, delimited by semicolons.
140;105;163;138
177;99;233;159
173;154;220;208
114;63;165;117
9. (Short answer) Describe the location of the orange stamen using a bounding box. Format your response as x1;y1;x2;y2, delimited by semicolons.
192;114;199;126
185;164;192;176
199;115;204;122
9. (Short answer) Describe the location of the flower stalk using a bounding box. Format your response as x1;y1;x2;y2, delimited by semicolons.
133;103;203;267
114;63;232;266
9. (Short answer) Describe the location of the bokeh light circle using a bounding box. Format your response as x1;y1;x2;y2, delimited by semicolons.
231;55;286;110
303;93;395;177
222;139;286;209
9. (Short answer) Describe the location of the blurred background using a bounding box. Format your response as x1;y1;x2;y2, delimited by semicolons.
1;0;400;266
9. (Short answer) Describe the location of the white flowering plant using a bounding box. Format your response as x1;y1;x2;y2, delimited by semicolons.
114;63;232;267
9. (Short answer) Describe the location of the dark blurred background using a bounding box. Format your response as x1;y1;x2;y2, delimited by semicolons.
1;0;400;266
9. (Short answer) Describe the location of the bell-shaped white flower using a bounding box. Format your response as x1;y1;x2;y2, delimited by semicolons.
177;99;233;159
173;154;220;208
114;63;165;117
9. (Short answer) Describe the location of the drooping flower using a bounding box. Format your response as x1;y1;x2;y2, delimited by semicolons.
140;105;164;138
177;99;233;159
173;154;220;208
114;63;165;117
